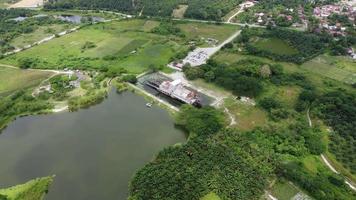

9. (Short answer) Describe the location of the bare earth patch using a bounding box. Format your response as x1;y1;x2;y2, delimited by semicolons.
9;0;43;8
172;5;188;19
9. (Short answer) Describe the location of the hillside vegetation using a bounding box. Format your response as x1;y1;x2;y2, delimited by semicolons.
45;0;242;20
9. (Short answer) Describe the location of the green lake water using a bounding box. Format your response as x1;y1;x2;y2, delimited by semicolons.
0;91;185;200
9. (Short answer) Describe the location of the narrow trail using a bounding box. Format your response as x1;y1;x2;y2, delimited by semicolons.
227;6;244;23
307;106;356;192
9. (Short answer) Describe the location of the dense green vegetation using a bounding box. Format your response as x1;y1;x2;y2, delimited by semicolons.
0;89;53;130
313;91;356;174
129;106;274;200
45;0;242;20
236;27;331;64
0;176;54;200
0;9;71;53
184;58;313;98
68;89;107;111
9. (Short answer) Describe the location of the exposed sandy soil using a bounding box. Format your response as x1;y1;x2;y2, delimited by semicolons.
9;0;43;8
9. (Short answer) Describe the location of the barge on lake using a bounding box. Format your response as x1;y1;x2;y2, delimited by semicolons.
145;79;202;107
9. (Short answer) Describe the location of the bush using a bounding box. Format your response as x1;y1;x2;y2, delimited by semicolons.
122;75;137;84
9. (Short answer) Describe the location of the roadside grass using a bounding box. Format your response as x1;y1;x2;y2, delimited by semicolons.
271;180;299;200
0;176;54;200
200;192;221;200
0;66;53;97
10;24;74;49
253;37;299;55
224;97;267;131
301;54;356;85
177;22;238;45
172;5;188;19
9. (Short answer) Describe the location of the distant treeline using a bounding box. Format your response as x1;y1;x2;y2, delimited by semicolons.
44;0;242;20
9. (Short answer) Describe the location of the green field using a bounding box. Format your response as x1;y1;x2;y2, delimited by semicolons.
1;19;238;74
301;54;356;85
271;180;299;200
0;65;53;96
10;24;74;49
253;38;299;55
214;51;356;90
224;97;267;131
177;22;238;46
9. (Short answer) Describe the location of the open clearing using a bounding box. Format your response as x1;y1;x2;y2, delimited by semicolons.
271;180;300;200
253;38;299;55
224;97;267;131
1;19;238;74
10;24;74;49
177;22;238;46
172;5;188;18
301;54;356;85
0;65;53;96
9;0;42;8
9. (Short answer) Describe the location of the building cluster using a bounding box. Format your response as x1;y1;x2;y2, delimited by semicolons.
313;2;355;36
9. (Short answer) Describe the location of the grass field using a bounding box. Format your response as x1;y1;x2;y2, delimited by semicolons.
301;54;356;85
177;22;238;45
1;19;238;74
253;38;299;55
10;24;74;49
224;97;267;131
271;180;299;200
0;65;53;97
0;20;178;74
214;52;356;91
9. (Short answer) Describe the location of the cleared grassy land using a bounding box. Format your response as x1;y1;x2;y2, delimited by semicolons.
10;24;73;49
224;97;267;131
271;180;299;200
301;54;356;85
214;52;356;91
253;38;299;55
177;22;238;45
0;176;54;200
1;20;181;74
0;65;53;96
1;19;238;74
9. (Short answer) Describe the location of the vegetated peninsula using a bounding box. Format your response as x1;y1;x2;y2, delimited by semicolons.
0;0;355;199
